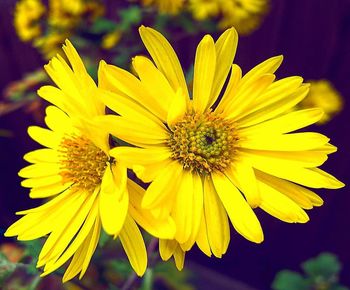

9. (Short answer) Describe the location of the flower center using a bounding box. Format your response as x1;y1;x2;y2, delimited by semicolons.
168;111;238;175
58;135;108;192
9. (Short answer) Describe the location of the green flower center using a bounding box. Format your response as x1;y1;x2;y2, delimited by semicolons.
168;111;238;175
58;135;108;192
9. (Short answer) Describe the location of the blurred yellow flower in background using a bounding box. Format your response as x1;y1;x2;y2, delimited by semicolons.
141;0;185;15
99;26;344;268
189;0;269;34
102;30;122;50
5;40;175;281
299;80;344;124
14;0;46;41
34;32;69;60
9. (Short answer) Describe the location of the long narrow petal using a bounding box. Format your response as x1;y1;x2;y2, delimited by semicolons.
138;26;189;99
119;215;147;276
28;126;62;149
195;211;212;257
257;179;309;223
193;35;216;113
238;108;324;136
209;27;238;106
225;161;260;207
212;173;263;243
142;161;183;209
127;179;176;239
203;177;230;258
99;163;128;235
239;132;329;151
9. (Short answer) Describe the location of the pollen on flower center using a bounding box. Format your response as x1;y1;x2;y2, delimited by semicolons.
58;135;108;192
168;111;238;175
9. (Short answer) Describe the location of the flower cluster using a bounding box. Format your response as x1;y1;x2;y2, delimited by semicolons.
5;26;344;282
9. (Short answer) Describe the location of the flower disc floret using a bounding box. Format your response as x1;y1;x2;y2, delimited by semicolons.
58;134;108;192
168;111;237;175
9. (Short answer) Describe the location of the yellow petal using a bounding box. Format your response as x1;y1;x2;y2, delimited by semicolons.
99;163;128;235
240;148;328;168
173;246;185;270
238;108;324;136
239;76;304;118
29;182;72;199
21;175;63;188
159;239;177;261
99;115;167;147
138;26;189;99
193;35;216;114
257;179;309;223
99;88;164;128
119;215;147;276
239;132;329;151
167;88;187;128
38;191;97;264
212;173;263;243
28;126;61;149
237;84;310;127
209;27;238;106
109;146;171;168
180;173;203;251
225;161;260;207
99;62;167;121
18;163;60;178
23;148;58;163
238;55;283;91
142;161;182;209
172;171;194;243
41;200;98;275
215;64;242;114
195;211;212;257
225;74;276;120
133;159;173;183
128;179;176;239
44;106;73;133
255;170;320;209
132;56;175;120
203;177;230;258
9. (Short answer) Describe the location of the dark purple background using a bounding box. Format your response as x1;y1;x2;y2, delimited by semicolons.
1;0;350;289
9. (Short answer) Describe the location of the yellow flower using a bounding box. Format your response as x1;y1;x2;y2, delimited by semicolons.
101;30;122;50
98;26;344;268
5;40;175;281
141;0;185;15
189;0;269;34
298;80;344;124
14;0;46;42
34;31;69;60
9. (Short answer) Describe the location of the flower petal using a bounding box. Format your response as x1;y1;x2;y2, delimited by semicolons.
193;35;216;114
138;26;189;99
119;215;147;276
212;173;263;243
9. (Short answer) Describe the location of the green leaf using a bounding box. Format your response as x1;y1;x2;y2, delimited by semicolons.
119;6;142;30
140;268;153;290
0;253;16;286
330;286;350;290
91;18;118;34
302;253;341;279
272;270;310;290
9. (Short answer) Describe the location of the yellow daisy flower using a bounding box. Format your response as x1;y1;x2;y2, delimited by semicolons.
141;0;185;15
34;31;69;60
189;0;269;35
14;0;46;42
5;40;175;281
298;79;344;124
98;26;344;268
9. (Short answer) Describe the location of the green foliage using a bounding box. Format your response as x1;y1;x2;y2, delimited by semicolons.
119;6;142;31
91;18;118;34
272;253;349;290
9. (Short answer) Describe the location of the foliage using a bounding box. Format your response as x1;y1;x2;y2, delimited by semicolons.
272;253;349;290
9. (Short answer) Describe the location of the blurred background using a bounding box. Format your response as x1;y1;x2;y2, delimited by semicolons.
0;0;349;289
